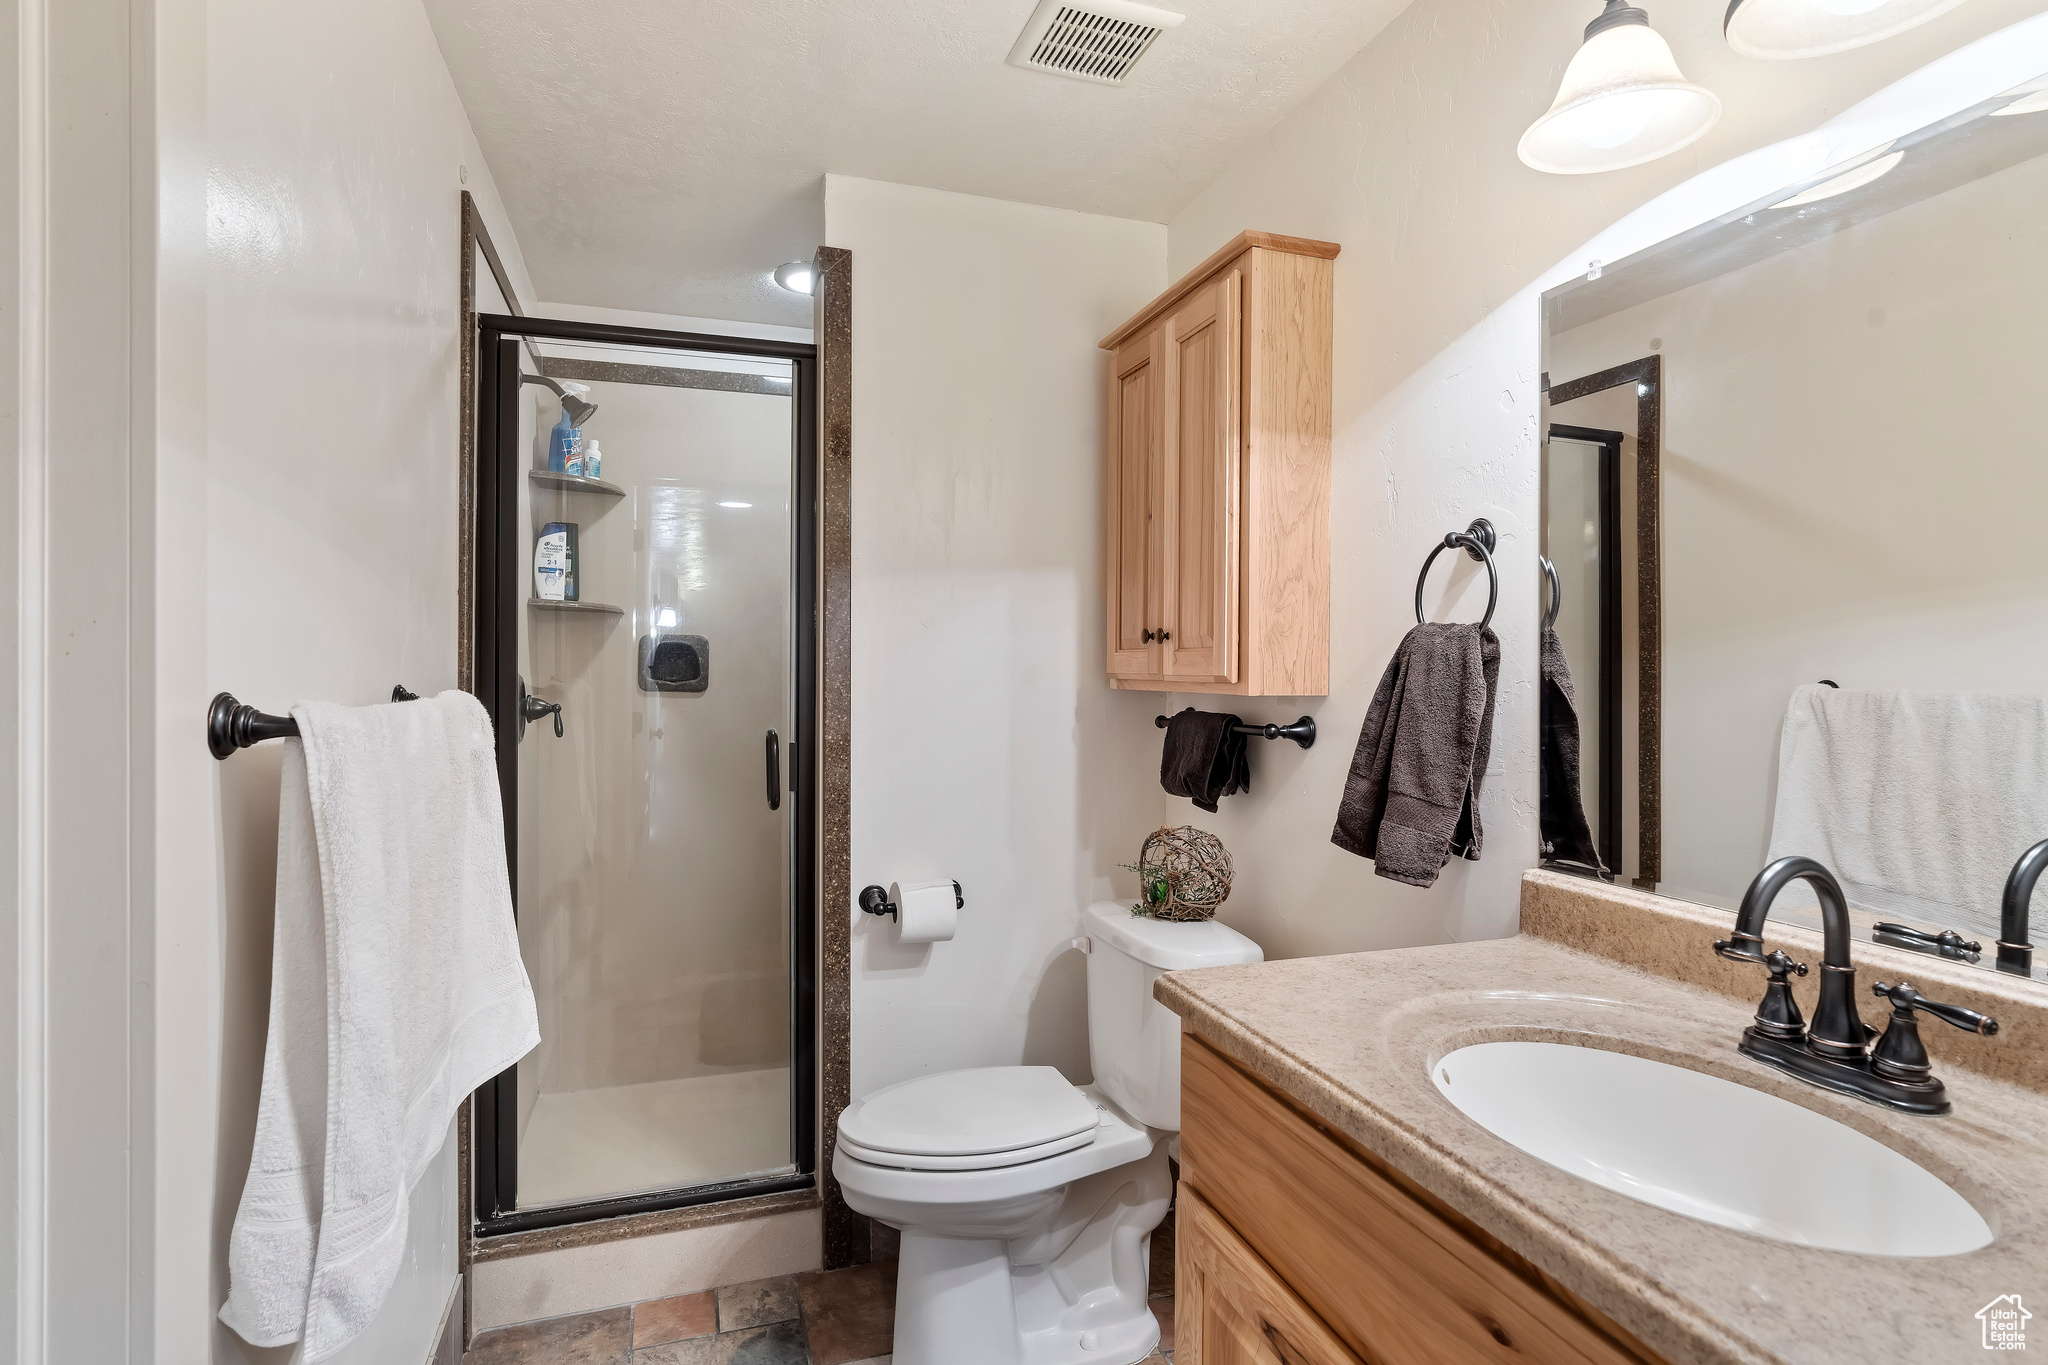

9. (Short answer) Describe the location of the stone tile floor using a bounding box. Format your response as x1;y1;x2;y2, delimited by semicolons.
464;1261;1176;1364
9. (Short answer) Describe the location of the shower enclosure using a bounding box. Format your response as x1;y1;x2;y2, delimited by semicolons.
471;313;817;1234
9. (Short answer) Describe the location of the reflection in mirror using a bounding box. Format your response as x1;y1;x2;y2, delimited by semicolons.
1540;74;2048;983
1541;361;1660;890
1541;426;1620;878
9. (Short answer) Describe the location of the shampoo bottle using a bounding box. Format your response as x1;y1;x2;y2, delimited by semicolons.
534;522;579;601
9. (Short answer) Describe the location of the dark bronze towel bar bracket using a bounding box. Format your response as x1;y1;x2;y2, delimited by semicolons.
1416;518;1498;631
1154;714;1316;750
208;685;420;759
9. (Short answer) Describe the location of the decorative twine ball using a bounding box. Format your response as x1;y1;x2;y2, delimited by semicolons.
1135;825;1234;922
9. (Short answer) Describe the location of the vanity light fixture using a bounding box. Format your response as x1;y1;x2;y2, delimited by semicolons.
1724;0;1969;61
1770;148;1904;206
1519;2;1721;175
1991;87;2048;116
771;260;816;295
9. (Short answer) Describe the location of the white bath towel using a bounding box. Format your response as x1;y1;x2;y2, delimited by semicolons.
1766;685;2048;939
220;691;538;1361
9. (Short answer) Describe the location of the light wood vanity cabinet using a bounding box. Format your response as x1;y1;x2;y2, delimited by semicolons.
1177;1037;1666;1365
1101;232;1336;695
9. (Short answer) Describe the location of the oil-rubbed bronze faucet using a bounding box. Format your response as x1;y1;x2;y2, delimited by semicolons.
1999;838;2046;975
1715;855;1998;1116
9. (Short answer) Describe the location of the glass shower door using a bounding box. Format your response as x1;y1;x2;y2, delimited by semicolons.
475;319;814;1227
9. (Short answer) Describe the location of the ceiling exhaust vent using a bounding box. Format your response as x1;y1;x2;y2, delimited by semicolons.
1007;0;1185;86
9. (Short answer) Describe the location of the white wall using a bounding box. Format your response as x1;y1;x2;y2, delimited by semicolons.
200;0;536;1360
825;176;1169;1096
1550;149;2048;913
536;300;812;347
1150;0;2048;962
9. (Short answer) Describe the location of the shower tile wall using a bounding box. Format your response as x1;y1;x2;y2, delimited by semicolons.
515;360;795;1207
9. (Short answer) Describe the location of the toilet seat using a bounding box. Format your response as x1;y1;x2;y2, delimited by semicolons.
836;1125;1097;1171
837;1065;1102;1168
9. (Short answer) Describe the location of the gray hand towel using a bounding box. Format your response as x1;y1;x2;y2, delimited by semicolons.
1539;626;1604;873
1331;622;1500;887
1160;707;1251;813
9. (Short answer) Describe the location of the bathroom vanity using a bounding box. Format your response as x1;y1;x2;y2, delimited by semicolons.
1176;1036;1656;1364
1160;871;2048;1364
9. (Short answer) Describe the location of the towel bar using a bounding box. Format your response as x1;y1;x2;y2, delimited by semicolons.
1154;714;1317;750
208;685;421;759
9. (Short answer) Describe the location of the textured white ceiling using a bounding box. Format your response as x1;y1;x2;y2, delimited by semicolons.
425;0;1413;326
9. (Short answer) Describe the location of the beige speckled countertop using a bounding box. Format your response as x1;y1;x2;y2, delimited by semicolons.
1155;875;2048;1365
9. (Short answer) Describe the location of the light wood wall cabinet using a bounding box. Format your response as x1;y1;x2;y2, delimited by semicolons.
1100;231;1336;695
1176;1037;1669;1365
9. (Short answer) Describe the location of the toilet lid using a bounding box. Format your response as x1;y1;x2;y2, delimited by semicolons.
838;1066;1100;1157
836;1126;1098;1172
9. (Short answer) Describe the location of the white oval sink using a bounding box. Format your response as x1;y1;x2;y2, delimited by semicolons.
1433;1041;1990;1256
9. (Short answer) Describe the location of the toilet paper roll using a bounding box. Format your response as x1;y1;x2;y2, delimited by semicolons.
893;878;959;943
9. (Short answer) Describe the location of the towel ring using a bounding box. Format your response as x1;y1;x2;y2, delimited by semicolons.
1415;518;1498;631
1539;555;1560;630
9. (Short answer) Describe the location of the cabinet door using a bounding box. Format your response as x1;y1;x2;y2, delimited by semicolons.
1107;329;1163;679
1182;1038;1660;1365
1179;1186;1364;1365
1161;269;1241;683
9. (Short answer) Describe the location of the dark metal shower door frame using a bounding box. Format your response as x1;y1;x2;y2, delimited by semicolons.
1545;422;1625;871
471;313;820;1238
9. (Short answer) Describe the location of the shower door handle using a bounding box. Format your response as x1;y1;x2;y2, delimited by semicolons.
765;729;781;811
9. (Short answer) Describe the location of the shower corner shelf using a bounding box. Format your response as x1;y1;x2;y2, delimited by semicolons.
528;597;625;616
529;469;626;497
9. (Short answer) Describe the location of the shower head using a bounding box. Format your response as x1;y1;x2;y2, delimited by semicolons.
523;373;599;427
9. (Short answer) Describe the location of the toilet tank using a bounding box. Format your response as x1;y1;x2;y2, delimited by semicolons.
1081;900;1262;1131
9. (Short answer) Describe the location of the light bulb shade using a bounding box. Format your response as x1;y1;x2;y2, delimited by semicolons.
1723;0;1969;60
772;261;816;295
1992;87;2048;116
1769;148;1903;206
1519;23;1721;174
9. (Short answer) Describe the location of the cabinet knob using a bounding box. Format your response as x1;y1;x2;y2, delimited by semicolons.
1142;629;1157;643
1159;630;1171;641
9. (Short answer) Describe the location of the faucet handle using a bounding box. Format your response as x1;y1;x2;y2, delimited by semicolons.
1714;930;1773;966
1763;949;1808;980
1871;981;1999;1037
1870;981;1998;1084
1743;949;1810;1041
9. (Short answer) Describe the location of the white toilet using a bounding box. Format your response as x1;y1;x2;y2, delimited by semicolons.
833;900;1262;1365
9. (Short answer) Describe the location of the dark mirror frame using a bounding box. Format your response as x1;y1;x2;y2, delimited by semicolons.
1543;356;1662;890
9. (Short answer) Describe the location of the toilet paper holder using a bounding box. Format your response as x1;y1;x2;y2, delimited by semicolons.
859;880;964;921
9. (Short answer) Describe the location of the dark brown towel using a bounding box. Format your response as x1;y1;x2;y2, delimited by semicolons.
1160;708;1251;813
1539;626;1605;873
1331;623;1500;887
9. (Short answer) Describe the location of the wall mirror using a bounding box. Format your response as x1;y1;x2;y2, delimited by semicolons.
1539;69;2048;984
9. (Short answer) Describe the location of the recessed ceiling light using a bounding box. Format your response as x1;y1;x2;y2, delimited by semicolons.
772;261;815;295
719;501;753;509
1519;2;1721;175
1724;0;1968;60
1770;148;1903;207
1992;88;2048;117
